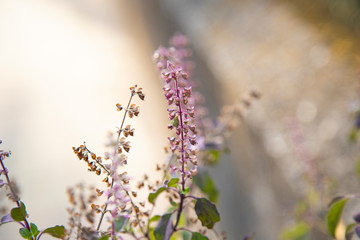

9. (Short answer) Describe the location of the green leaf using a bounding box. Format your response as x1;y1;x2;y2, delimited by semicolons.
345;223;356;240
167;178;179;188
11;202;27;222
206;150;221;165
182;231;191;240
97;235;110;240
193;168;218;202
153;213;173;240
19;228;32;239
42;225;66;238
170;198;177;207
180;187;190;195
149;187;167;204
327;196;349;237
194;198;220;229
349;128;358;143
191;232;209;240
114;216;128;232
279;222;310;240
149;227;155;240
149;215;161;225
30;223;40;238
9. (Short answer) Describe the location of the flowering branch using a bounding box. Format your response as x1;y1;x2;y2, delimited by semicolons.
162;61;198;231
1;140;65;239
0;144;33;239
97;85;145;235
72;85;145;239
152;33;224;240
95;91;135;232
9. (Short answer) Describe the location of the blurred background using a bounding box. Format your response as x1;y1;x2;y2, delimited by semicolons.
1;0;360;239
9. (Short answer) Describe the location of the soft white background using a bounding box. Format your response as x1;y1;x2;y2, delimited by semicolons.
0;1;168;239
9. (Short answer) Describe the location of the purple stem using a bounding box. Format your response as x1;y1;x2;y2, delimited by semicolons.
173;73;186;231
174;73;186;191
0;158;33;240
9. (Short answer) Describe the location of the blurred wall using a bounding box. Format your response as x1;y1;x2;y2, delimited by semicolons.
143;0;360;239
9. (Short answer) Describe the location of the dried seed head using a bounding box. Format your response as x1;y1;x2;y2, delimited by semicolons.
134;206;139;213
96;188;103;196
116;103;123;111
137;182;144;189
156;164;161;171
136;87;145;100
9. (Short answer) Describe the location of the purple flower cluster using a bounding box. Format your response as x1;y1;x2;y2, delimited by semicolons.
104;139;130;220
161;60;198;187
153;34;213;146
